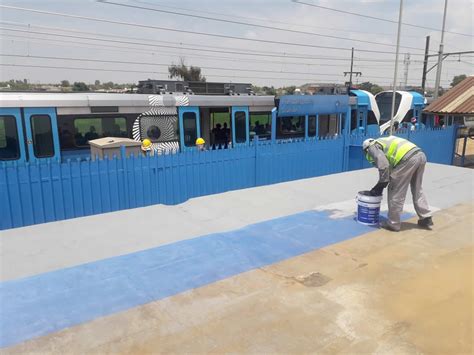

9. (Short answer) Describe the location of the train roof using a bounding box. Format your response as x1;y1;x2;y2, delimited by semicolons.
0;92;275;109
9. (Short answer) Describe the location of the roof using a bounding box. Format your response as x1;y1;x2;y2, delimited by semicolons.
0;92;275;108
424;76;474;115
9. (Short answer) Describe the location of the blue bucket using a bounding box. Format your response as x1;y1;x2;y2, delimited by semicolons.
356;191;383;225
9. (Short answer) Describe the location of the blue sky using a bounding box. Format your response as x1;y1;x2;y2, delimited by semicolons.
0;0;472;88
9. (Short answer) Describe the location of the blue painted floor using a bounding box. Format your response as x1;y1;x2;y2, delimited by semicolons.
0;210;391;348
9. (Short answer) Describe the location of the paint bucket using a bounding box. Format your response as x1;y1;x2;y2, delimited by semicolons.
356;191;383;225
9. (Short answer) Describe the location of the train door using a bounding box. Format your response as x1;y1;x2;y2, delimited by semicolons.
351;108;367;133
0;108;26;165
24;108;60;163
178;107;201;152
231;106;249;147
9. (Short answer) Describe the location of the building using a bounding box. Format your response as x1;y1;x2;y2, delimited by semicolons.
424;76;474;129
299;83;346;95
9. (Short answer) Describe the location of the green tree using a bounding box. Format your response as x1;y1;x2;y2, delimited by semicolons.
357;81;383;95
261;86;276;95
60;80;70;87
168;58;205;82
102;81;115;90
282;86;296;94
450;74;467;87
72;82;89;92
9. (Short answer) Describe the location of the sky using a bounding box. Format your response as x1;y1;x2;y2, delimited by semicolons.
0;0;472;88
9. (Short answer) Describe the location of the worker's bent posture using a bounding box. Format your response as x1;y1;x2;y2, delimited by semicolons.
363;136;433;232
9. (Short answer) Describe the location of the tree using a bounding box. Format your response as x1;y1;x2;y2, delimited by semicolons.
102;81;115;90
72;82;89;92
94;80;101;87
168;58;205;82
60;80;70;87
261;86;276;95
357;81;384;95
282;86;296;94
450;74;467;87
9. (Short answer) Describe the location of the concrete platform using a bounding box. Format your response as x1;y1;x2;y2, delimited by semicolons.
0;163;473;353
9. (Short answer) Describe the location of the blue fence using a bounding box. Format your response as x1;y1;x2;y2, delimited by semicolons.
0;127;457;230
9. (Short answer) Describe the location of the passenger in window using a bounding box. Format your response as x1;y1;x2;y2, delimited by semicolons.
265;123;271;134
74;131;85;146
223;122;230;148
410;117;417;131
212;123;222;149
85;126;99;142
254;121;265;136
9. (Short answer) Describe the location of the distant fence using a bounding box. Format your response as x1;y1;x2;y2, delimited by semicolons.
0;126;457;230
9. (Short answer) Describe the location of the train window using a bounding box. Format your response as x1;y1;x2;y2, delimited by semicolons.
0;115;20;160
250;112;271;140
308;115;317;137
367;110;378;125
183;112;197;147
376;92;402;124
350;110;358;131
234;111;247;143
73;117;127;147
31;115;54;158
402;109;414;123
140;115;179;143
276;116;305;139
318;114;339;137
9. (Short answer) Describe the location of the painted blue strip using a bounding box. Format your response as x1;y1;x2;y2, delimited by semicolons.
0;210;409;348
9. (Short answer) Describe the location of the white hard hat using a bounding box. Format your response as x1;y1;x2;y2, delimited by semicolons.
362;138;374;151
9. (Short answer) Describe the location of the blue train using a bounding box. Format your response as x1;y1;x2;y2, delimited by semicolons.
0;89;425;166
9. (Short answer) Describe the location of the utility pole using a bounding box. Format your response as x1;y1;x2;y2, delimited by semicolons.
344;47;361;94
434;0;448;99
421;36;430;94
403;53;411;89
389;0;403;136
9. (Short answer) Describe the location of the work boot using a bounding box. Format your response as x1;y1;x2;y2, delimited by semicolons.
418;217;434;229
380;221;400;232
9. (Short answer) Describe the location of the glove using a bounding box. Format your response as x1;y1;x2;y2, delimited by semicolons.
370;182;389;196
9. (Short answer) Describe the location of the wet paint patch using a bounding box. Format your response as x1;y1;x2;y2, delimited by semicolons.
0;209;410;348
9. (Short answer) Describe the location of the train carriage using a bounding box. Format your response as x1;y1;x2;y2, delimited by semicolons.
376;90;425;133
0;93;275;165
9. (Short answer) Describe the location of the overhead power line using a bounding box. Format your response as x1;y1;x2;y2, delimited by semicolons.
130;0;432;41
1;34;352;69
292;0;474;37
0;53;354;78
0;23;355;62
0;26;427;64
97;0;427;52
0;4;427;55
2;53;405;80
0;63;336;83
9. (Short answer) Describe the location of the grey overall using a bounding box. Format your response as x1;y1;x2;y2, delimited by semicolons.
368;145;432;230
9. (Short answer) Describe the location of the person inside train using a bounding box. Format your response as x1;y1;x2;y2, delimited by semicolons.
85;126;99;142
212;123;223;149
223;122;230;148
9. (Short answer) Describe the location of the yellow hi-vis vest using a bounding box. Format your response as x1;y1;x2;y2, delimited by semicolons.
366;136;418;167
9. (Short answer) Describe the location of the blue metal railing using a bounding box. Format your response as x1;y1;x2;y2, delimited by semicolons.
0;126;457;230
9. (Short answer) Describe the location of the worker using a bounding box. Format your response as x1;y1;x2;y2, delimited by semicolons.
362;136;433;232
196;137;206;151
141;138;152;156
